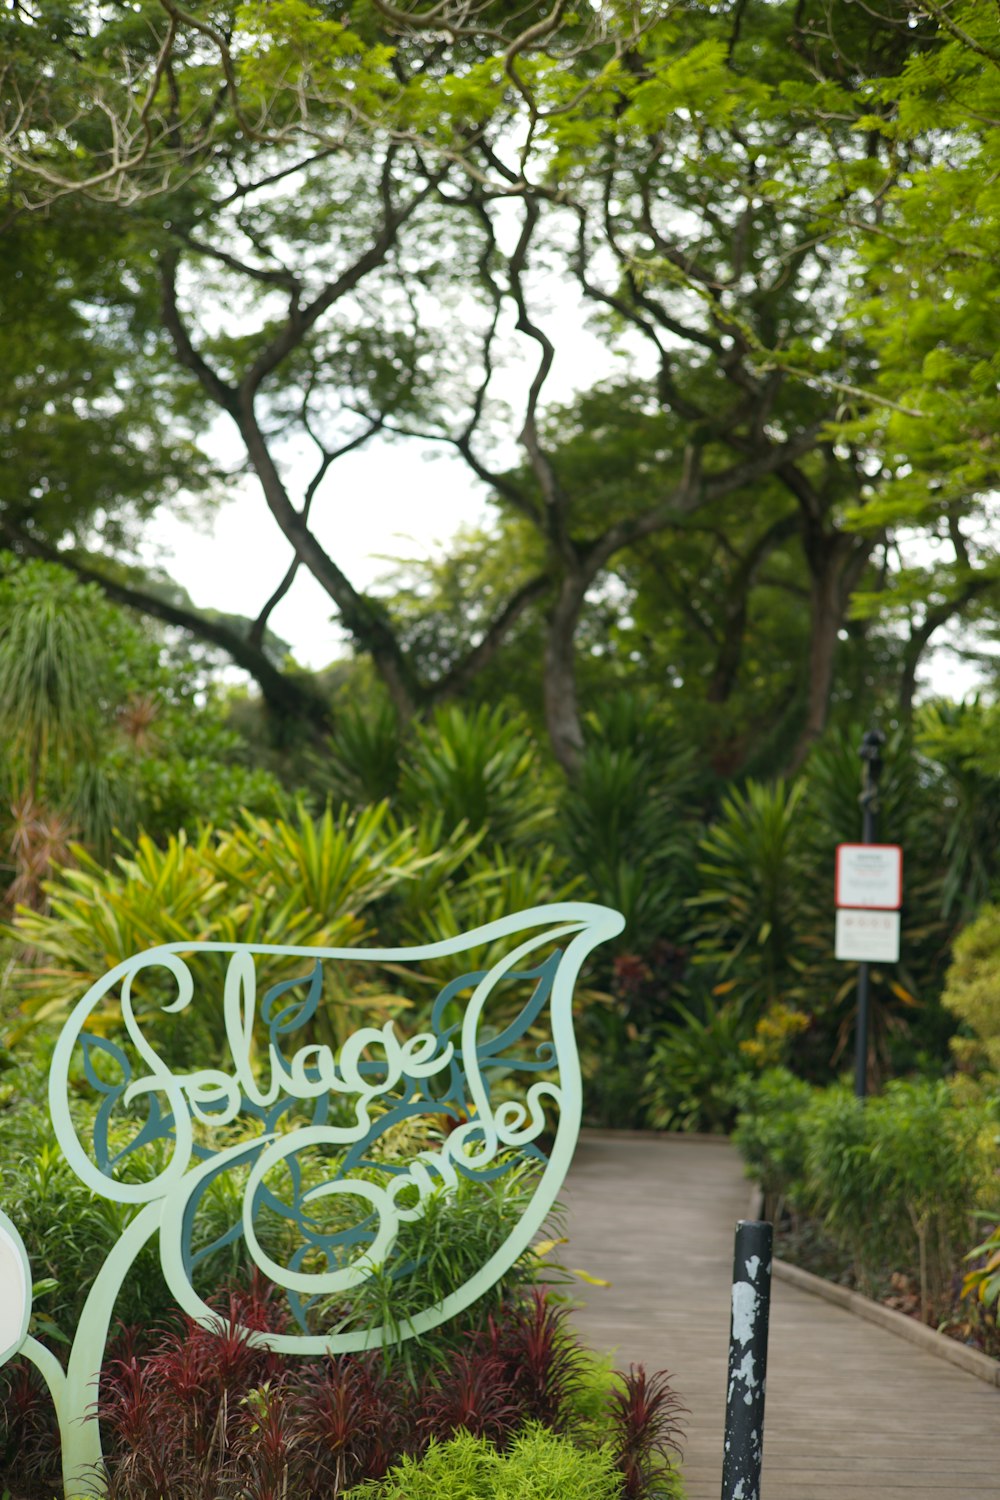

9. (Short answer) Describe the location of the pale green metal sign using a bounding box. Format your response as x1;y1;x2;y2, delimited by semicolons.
1;902;623;1497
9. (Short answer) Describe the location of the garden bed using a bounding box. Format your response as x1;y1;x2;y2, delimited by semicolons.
770;1255;1000;1388
736;1069;1000;1377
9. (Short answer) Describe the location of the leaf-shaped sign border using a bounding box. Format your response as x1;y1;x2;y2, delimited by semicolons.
39;902;624;1495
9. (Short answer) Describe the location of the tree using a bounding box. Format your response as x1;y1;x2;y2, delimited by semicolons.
1;1;994;770
1;0;620;739
806;0;1000;707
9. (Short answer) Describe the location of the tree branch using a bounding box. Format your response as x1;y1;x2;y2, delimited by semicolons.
248;416;385;649
507;198;569;558
433;572;552;699
242;150;444;396
159;250;240;414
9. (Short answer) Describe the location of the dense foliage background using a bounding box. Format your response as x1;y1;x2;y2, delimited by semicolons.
2;1;1000;1493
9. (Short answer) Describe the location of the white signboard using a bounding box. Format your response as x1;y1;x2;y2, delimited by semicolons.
835;843;902;910
835;908;901;963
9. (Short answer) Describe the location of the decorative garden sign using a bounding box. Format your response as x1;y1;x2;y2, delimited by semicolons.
1;902;623;1497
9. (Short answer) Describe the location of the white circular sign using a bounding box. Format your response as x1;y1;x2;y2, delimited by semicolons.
0;1211;31;1364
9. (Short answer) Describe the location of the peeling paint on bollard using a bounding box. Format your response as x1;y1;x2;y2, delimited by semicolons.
722;1219;773;1500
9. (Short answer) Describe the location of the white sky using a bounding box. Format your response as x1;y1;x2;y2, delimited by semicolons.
147;437;493;669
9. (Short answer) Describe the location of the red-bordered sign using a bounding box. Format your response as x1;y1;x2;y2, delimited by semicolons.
835;843;903;910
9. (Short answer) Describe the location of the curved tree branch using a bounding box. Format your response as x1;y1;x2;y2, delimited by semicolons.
433;571;552;699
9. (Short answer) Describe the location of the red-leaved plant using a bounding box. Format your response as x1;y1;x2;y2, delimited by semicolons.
418;1349;522;1447
291;1354;407;1493
100;1278;288;1499
478;1286;586;1431
0;1359;61;1498
605;1364;687;1499
2;1277;687;1500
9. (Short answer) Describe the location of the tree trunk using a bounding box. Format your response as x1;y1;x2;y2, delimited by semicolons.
788;531;875;772
543;576;587;777
235;398;420;722
706;597;748;704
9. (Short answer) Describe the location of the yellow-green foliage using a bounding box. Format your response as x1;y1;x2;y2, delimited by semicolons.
2;801;428;1041
941;903;1000;1081
343;1426;625;1500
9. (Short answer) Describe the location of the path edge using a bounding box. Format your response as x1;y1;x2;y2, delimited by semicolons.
745;1185;1000;1389
771;1259;1000;1388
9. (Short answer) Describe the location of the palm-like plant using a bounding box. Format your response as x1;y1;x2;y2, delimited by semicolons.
398;704;554;852
0;561;134;902
915;700;1000;921
3;802;429;1051
320;696;404;809
688;779;810;1015
0;563;110;799
561;741;700;955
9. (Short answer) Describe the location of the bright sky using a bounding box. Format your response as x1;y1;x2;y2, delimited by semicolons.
147;436;493;669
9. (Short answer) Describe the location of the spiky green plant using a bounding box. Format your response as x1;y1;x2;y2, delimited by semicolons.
2;802;428;1047
398;705;554;853
320;696;404;809
687;779;809;1014
0;561;111;797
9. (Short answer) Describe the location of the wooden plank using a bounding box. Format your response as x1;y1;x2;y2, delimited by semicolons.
563;1132;1000;1500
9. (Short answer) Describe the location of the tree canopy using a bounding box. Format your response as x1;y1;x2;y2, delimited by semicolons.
1;0;998;769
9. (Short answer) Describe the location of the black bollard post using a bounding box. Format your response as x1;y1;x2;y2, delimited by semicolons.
721;1220;773;1500
854;727;884;1099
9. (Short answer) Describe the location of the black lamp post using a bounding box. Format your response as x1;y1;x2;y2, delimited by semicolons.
854;727;885;1099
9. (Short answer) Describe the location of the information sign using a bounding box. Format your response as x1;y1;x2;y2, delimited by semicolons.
835;843;902;910
835;908;901;963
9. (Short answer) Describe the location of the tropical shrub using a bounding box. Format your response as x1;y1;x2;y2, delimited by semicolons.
0;557;284;891
2;802;427;1050
321;696;404;808
735;1075;999;1320
398;704;554;853
963;1220;1000;1322
643;999;756;1134
687;780;810;1016
475;1288;585;1434
1;1282;685;1500
560;697;703;957
316;700;555;856
941;902;1000;1083
731;1067;814;1223
0;1361;59;1500
854;1081;999;1320
916;701;1000;922
604;1366;686;1500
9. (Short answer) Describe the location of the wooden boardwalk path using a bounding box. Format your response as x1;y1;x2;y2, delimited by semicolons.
563;1131;1000;1499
